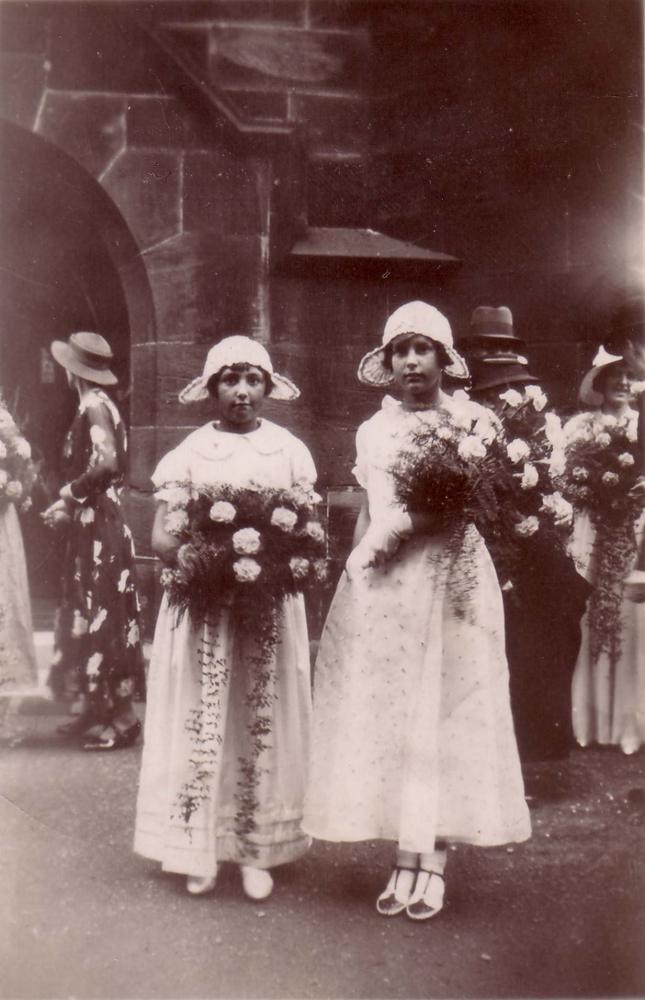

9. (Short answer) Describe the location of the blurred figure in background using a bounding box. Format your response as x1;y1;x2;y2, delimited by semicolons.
42;332;144;750
464;306;590;763
0;395;37;696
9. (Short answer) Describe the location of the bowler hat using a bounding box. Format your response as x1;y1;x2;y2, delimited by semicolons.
51;332;117;385
461;305;527;354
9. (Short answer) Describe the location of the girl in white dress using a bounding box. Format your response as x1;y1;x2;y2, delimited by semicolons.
565;349;645;754
134;337;317;900
303;302;531;920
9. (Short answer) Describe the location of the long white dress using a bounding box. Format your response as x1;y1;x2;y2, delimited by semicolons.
134;419;317;876
566;410;645;754
303;395;531;854
0;502;37;692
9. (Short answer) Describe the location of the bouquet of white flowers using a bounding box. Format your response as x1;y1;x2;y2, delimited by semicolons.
0;399;35;514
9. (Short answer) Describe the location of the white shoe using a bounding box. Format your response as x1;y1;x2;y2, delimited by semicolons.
406;869;445;921
186;871;218;895
240;865;273;900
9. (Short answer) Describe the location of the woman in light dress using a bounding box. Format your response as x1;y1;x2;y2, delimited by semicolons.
0;398;37;697
134;336;317;901
565;348;645;755
303;302;531;920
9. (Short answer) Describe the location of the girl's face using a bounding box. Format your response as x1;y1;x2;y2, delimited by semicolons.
215;364;266;432
391;334;442;401
601;364;634;409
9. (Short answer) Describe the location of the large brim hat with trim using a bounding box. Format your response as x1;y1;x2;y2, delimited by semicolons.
469;356;539;394
50;331;117;386
357;300;469;386
179;335;300;404
578;345;624;407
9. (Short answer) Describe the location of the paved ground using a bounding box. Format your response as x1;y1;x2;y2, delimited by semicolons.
1;692;644;1000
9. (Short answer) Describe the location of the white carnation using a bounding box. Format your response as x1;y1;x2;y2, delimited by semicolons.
270;507;298;532
233;557;262;582
506;438;531;464
209;500;236;524
232;527;261;555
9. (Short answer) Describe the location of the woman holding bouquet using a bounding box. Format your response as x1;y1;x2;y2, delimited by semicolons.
0;397;37;694
303;302;530;921
134;336;319;901
42;332;144;748
564;348;645;754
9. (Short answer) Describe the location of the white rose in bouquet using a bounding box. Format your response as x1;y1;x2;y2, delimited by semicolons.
270;506;298;532
233;557;262;582
544;412;564;448
209;500;236;523
499;388;523;407
602;471;619;485
549;448;566;477
618;452;635;467
232;527;262;555
572;466;589;481
596;432;611;447
506;438;531;464
313;558;329;582
541;491;573;527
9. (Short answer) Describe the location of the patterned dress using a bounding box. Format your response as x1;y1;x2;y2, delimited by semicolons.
134;420;317;876
50;389;144;719
304;394;531;853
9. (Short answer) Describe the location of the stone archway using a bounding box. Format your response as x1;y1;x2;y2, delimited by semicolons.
0;120;155;597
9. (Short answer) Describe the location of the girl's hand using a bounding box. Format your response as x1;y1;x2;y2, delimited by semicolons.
41;499;71;529
345;511;412;577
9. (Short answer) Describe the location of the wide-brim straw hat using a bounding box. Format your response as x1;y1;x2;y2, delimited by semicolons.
578;345;625;406
179;335;300;404
357;301;469;386
469;356;539;394
50;332;117;385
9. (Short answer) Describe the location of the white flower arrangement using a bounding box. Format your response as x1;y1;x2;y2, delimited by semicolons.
541;491;573;527
524;385;547;411
601;471;619;485
457;435;487;460
618;452;635;467
499;388;524;407
596;432;612;448
289;556;310;580
304;520;326;543
164;509;190;535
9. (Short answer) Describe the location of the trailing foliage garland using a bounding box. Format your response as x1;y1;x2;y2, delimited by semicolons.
159;480;328;850
0;398;35;514
391;397;504;618
557;409;640;666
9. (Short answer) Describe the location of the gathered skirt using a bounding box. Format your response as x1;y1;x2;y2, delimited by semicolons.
303;528;531;853
134;593;312;877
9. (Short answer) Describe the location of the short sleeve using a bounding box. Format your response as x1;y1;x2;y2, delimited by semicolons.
290;435;317;489
352;421;370;488
151;446;191;501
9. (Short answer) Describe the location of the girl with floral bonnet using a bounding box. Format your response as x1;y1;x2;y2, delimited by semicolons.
563;348;645;754
303;302;530;920
134;336;318;900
